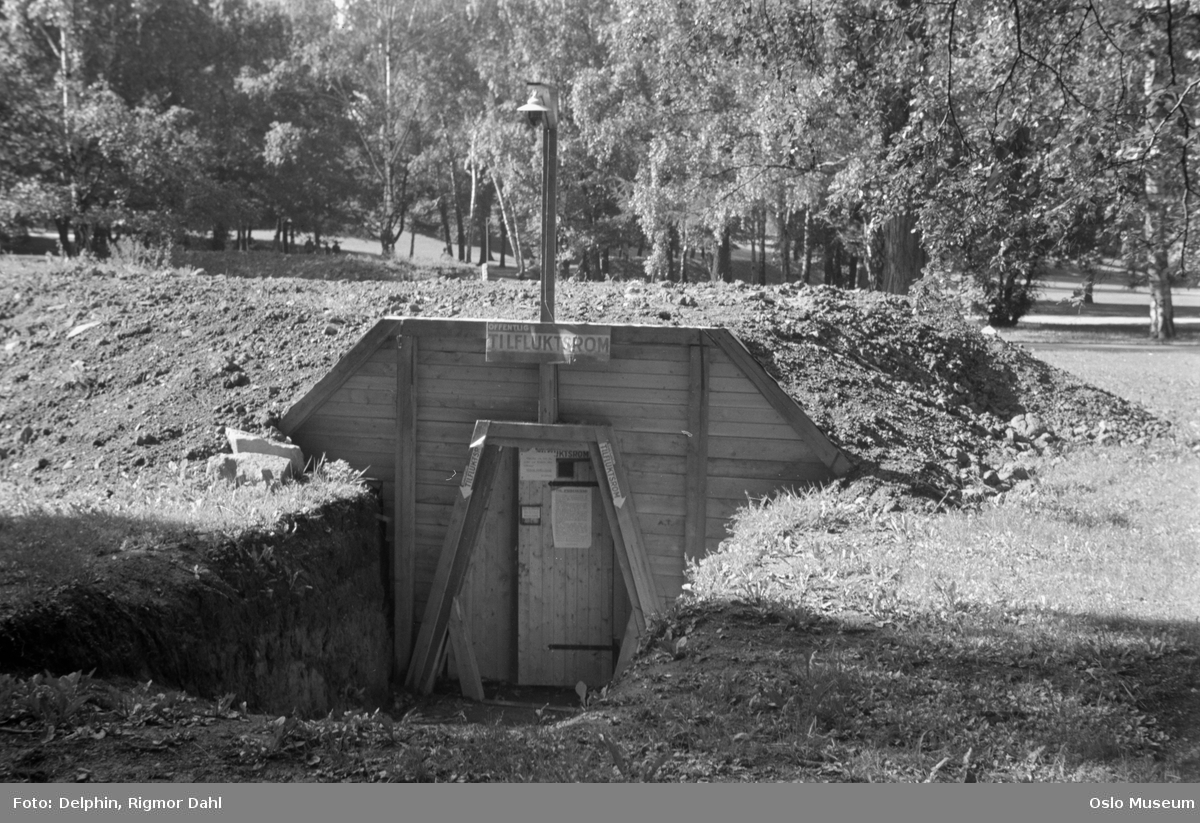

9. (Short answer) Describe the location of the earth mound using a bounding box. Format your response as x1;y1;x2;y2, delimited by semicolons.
0;257;1174;510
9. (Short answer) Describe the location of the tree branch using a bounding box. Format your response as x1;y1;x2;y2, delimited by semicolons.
942;0;970;151
1165;0;1178;87
1139;79;1200;163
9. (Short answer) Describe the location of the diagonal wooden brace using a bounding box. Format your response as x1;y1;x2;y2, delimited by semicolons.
404;440;502;693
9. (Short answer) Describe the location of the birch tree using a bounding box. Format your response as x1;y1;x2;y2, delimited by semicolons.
302;0;426;257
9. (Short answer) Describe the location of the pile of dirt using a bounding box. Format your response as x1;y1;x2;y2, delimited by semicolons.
0;257;1175;510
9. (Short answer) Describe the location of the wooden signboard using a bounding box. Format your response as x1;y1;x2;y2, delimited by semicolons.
486;322;611;364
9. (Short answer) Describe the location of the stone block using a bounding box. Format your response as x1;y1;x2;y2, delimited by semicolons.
206;454;238;482
232;453;295;485
206;452;295;486
226;427;306;474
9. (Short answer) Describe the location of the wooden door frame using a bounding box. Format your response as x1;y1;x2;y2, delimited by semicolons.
403;420;663;697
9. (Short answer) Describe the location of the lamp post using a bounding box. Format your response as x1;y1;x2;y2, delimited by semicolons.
518;81;558;323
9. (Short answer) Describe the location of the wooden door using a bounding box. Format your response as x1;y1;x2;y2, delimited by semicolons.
517;451;615;687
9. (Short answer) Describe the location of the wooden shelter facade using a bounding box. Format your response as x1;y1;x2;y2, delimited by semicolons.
281;317;849;695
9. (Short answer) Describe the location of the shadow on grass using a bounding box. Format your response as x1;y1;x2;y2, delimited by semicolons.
0;508;196;592
0;508;206;681
616;599;1200;781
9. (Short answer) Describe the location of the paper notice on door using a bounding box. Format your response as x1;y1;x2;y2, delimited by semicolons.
551;487;592;549
520;449;557;482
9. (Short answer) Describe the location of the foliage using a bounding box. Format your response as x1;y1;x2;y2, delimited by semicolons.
3;0;1196;329
900;0;1200;336
0;0;291;251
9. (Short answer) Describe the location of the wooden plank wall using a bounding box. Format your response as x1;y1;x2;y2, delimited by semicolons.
411;334;540;633
292;341;399;539
557;335;693;598
704;344;833;554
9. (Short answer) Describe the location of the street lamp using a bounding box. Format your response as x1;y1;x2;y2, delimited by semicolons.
518;81;558;322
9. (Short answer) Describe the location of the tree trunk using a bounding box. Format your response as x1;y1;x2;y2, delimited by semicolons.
822;225;836;287
881;211;925;294
380;179;395;258
477;182;494;262
832;239;843;289
464;156;477;265
438;195;453;257
54;217;74;257
757;206;768;285
866;218;885;291
491;173;524;277
1080;263;1095;304
716;225;732;282
450;163;466;261
748;220;756;275
847;254;860;289
395;199;408;257
802;209;813;284
498;219;507;268
668;224;680;282
1144;207;1177;339
1139;41;1179;339
57;10;81;258
778;206;792;283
